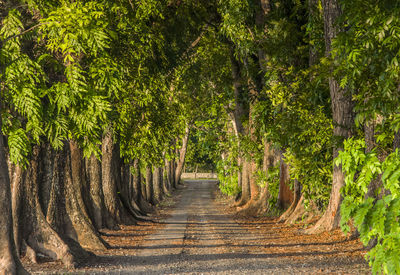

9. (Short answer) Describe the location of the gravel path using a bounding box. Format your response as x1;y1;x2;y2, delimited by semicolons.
33;180;370;274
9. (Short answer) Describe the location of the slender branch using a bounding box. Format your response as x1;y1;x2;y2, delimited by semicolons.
127;0;135;11
0;23;46;49
165;24;209;78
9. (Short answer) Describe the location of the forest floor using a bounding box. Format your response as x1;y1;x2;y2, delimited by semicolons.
27;180;370;274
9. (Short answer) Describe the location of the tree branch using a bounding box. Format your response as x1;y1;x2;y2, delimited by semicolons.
0;23;46;50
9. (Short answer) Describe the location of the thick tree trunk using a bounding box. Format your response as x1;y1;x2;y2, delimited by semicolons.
13;146;80;267
163;159;170;194
140;172;148;201
145;166;154;205
118;162;148;221
175;125;190;185
235;160;251;207
38;144;54;217
102;132;136;226
66;141;108;250
239;141;279;216
11;165;23;257
44;145;94;263
0;121;28;274
153;167;163;205
276;153;294;210
284;195;307;224
278;179;301;222
306;0;354;233
394;131;400;150
101;132;119;226
132;160;154;214
86;153;107;230
249;160;260;200
236;159;259;214
166;159;174;190
46;147;66;232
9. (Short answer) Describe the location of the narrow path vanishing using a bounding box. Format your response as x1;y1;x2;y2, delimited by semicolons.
32;180;370;274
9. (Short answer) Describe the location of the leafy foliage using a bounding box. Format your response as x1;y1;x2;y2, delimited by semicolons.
337;138;400;274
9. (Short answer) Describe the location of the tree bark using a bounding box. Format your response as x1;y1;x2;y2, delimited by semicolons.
38;144;54;217
235;160;251;207
394;130;400;150
237;141;277;216
117;161;148;221
278;179;301;222
175;125;190;185
132;159;154;214
13;146;81;267
165;158;172;193
66;141;108;250
102;132;136;226
86;153;107;230
163;160;170;194
140;171;148;202
153;167;163;205
0;119;28;274
145;166;154;205
11;165;23;257
44;145;93;263
306;0;354;233
276;152;293;210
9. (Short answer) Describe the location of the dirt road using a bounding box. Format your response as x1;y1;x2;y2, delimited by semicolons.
32;180;370;274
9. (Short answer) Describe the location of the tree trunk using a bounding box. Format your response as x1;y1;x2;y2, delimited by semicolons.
278;179;301;222
394;130;400;150
235;160;251;207
163;159;170;194
101;131;119;225
306;0;354;233
276;152;293;210
175;125;190;185
38;144;54;217
166;159;174;190
117;162;148;221
13;146;82;267
173;157;178;188
145;166;154;205
237;141;277;216
66;141;108;250
0;120;28;274
11;165;23;258
140;172;148;202
132;160;154;214
43;145;93;264
101;132;136;226
86;153;107;230
284;195;307;224
153;167;163;205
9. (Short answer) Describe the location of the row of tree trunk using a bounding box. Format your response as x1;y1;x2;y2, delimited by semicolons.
0;128;190;274
228;0;355;234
